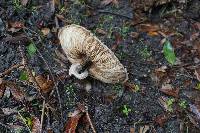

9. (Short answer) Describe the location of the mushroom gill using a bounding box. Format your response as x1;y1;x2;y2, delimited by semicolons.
58;24;128;84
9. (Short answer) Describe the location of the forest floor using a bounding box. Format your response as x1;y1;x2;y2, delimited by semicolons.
0;0;200;133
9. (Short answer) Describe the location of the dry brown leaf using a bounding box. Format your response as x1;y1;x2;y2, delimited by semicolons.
9;21;24;28
160;84;179;98
41;28;50;36
31;117;41;133
138;23;160;33
21;0;28;6
35;75;54;93
111;32;122;51
101;0;119;6
65;111;83;133
0;79;5;98
154;114;170;127
7;84;25;101
130;32;139;38
193;22;200;31
95;28;107;35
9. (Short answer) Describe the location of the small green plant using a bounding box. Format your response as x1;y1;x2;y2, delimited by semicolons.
134;84;140;92
65;84;75;95
122;105;131;116
19;71;29;81
196;83;200;90
166;98;175;112
27;42;37;57
179;100;187;109
121;25;130;37
138;40;151;59
13;0;22;10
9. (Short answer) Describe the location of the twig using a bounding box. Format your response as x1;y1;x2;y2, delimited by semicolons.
36;49;64;126
18;111;32;133
0;63;24;78
40;100;46;133
19;45;45;99
97;10;133;19
85;107;96;133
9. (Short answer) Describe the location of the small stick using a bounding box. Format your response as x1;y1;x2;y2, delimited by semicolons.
0;63;24;78
40;100;46;132
85;107;96;133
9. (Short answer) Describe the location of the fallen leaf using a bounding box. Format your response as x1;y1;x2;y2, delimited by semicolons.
0;79;5;98
41;28;50;36
101;0;119;6
154;114;171;127
188;114;200;129
183;90;200;103
9;21;25;28
27;42;37;56
193;22;200;31
147;31;159;36
2;107;18;115
65;111;83;133
139;125;149;133
111;32;122;51
160;84;179;98
7;84;25;101
19;70;29;81
95;28;107;35
189;103;200;120
130;32;139;38
35;75;54;93
194;69;200;81
31;117;41;133
138;23;160;33
21;0;28;6
162;39;176;65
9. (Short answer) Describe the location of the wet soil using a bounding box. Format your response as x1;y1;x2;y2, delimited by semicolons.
0;0;200;133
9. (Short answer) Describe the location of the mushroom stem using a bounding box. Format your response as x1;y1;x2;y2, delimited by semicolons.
69;63;89;79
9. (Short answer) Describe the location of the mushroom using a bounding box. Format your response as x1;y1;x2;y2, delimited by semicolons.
58;24;128;84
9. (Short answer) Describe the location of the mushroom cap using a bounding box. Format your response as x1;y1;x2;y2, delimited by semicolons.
58;24;128;83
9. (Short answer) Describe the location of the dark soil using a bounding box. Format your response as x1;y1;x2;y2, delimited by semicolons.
0;0;200;133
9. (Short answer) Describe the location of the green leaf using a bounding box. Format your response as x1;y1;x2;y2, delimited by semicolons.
27;42;37;56
163;39;176;65
19;71;29;81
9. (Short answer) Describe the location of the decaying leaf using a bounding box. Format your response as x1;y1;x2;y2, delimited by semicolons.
21;0;28;6
154;113;171;127
139;125;150;133
7;84;25;101
160;84;179;98
183;90;200;103
2;107;18;115
138;23;160;34
194;69;200;82
65;111;83;133
189;103;200;120
101;0;119;6
41;28;50;36
111;32;122;51
130;127;135;133
31;117;41;133
0;78;5;98
35;75;54;93
95;28;107;35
